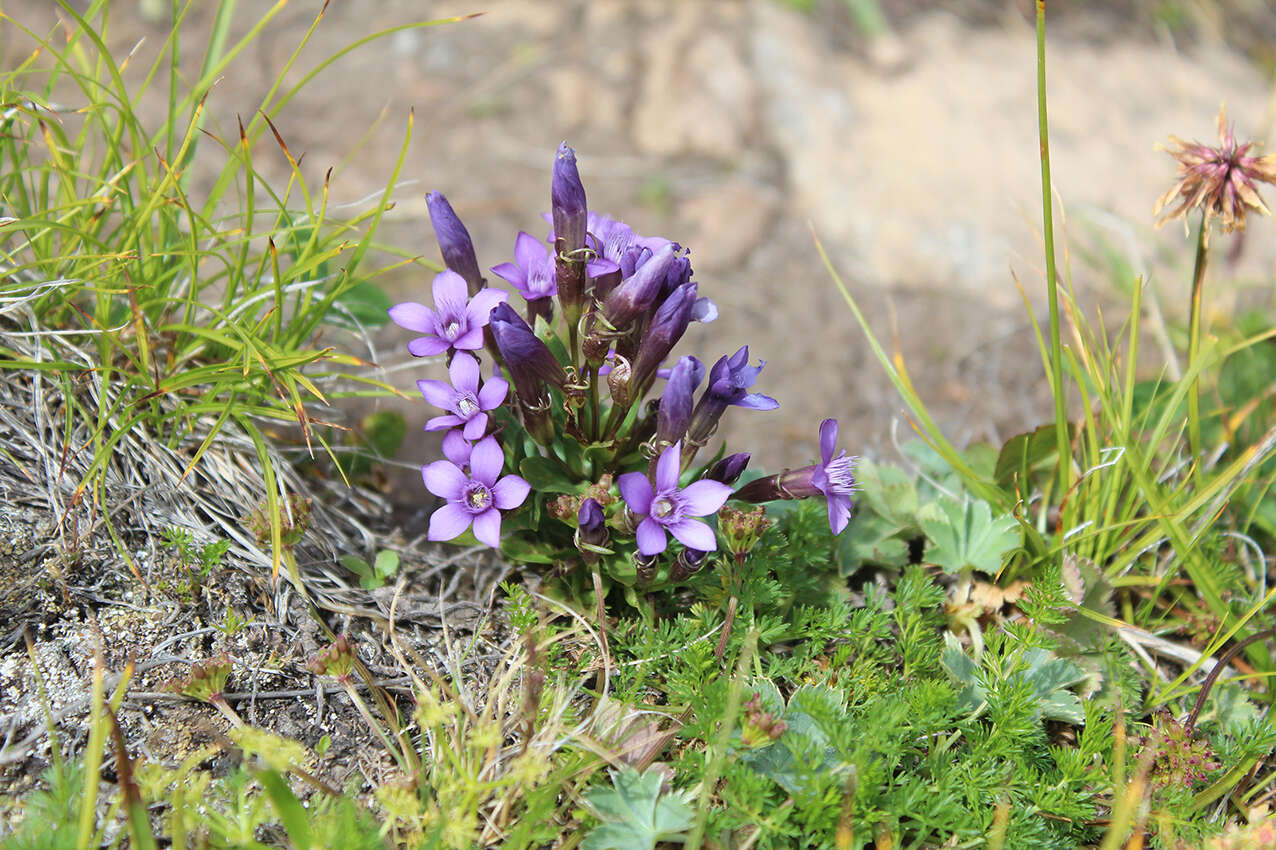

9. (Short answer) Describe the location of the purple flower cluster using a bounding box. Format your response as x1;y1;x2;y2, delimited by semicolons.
390;142;856;566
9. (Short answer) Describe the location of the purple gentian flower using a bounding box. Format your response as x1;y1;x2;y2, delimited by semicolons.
389;270;508;357
732;419;856;535
490;231;558;302
618;441;732;556
416;352;509;440
426;192;484;295
423;435;529;548
795;418;857;534
684;346;778;457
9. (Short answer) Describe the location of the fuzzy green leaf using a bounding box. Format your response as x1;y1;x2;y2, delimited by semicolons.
581;767;694;850
919;498;1021;576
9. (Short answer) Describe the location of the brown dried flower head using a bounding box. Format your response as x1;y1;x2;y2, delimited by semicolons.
1154;105;1276;239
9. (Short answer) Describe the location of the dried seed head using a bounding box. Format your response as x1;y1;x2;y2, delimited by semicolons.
1154;105;1276;240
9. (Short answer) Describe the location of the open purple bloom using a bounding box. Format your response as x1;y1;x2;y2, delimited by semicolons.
423;435;529;548
417;352;509;440
491;231;558;302
801;418;857;534
684;346;778;457
389;270;508;357
732;419;856;535
426;192;484;295
618;441;732;557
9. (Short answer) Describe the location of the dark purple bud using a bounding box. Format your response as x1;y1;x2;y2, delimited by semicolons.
634;552;657;585
552;143;588;326
426;192;484;296
655;355;703;448
731;473;785;504
632;283;698;392
489;302;567;432
706;452;751;486
551;142;587;252
575;498;609;558
603;242;676;331
670;547;709;582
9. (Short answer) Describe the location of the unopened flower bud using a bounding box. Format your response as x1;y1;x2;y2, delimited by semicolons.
632;283;698;393
655;356;703;448
489;303;567;430
706;452;751;486
670;547;709;582
603;242;675;331
552;143;588;325
427;192;484;295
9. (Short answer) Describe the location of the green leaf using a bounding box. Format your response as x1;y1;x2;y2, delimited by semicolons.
1020;648;1086;724
373;549;400;579
581;767;694;850
919;497;1021;576
519;456;577;494
325;280;392;329
340;554;373;579
837;511;911;573
994;423;1066;490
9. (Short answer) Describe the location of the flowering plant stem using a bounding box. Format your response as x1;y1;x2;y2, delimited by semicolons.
1036;0;1072;500
1186;212;1209;481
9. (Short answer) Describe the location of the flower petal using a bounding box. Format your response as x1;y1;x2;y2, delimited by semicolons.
492;474;530;510
477;375;509;410
387;301;436;333
678;480;732;517
451;327;485;351
422;460;468;500
469;435;505;485
655;442;682;492
425;414;463;432
449;351;481;393
428;503;473;542
417;378;458;410
826;495;851;536
513;230;546;272
635;517;668;556
407;336;450;357
489;262;527;289
441;430;472;467
470;508;502;548
618;471;654;514
465;288;510;327
736;392;779;411
819;418;839;466
461;413;489;441
665;517;718;552
431;269;468;315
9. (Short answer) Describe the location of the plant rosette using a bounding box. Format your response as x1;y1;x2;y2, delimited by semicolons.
392;145;859;599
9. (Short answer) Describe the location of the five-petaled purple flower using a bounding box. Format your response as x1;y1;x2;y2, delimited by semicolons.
423;435;530;548
491;231;557;301
389;269;508;357
619;441;732;556
416;352;509;440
